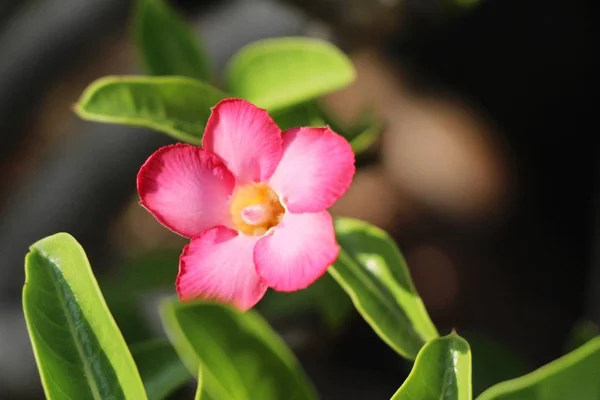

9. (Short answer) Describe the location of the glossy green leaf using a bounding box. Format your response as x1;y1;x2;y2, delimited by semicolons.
135;0;211;80
226;37;355;111
391;333;472;400
131;339;190;400
477;336;600;400
74;76;226;144
329;217;439;359
23;233;147;399
160;299;317;400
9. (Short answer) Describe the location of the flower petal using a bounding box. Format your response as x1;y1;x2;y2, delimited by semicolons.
268;126;355;213
254;211;339;291
137;144;234;238
176;227;267;311
203;98;282;183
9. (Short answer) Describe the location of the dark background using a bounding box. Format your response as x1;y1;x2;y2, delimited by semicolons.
0;0;597;398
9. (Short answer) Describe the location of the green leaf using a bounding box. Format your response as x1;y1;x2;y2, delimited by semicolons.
317;103;381;154
131;339;191;400
346;122;381;154
74;76;226;144
23;233;147;400
160;299;317;400
329;217;439;359
271;101;380;155
134;0;211;81
194;367;207;400
477;336;600;400
226;37;355;112
391;333;472;400
270;102;325;131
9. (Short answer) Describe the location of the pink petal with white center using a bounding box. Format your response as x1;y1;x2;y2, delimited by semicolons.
137;144;234;238
176;227;267;311
268;126;355;213
203;98;282;183
254;211;339;291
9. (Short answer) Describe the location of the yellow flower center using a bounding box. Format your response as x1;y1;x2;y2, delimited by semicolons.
230;183;285;236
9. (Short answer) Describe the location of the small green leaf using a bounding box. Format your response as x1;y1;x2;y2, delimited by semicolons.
271;101;380;155
391;333;472;400
330;217;438;359
23;233;147;400
317;103;381;154
346;123;381;154
226;37;355;112
131;339;191;400
160;299;317;400
477;336;600;400
74;76;226;144
135;0;211;81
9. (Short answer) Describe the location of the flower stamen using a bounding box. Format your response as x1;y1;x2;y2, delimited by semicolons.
230;183;285;236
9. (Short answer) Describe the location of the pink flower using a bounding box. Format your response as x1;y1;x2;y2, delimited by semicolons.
137;98;355;310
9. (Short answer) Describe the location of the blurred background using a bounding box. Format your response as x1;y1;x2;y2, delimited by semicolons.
0;0;597;398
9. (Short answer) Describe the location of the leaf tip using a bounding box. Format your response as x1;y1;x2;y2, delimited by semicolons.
71;102;83;116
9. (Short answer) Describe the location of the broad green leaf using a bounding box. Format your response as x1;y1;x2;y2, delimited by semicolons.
329;217;439;359
135;0;211;80
23;233;147;399
477;336;600;400
226;37;355;112
74;76;226;144
131;339;190;400
391;333;472;400
160;299;317;400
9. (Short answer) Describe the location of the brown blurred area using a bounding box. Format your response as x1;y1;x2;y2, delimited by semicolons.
0;0;596;398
